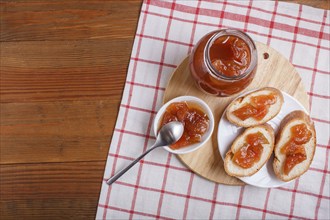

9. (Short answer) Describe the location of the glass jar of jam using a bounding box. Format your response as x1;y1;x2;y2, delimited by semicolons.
189;29;258;97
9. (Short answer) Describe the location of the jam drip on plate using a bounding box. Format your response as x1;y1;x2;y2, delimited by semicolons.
161;102;209;150
280;123;312;175
233;132;269;168
233;93;277;121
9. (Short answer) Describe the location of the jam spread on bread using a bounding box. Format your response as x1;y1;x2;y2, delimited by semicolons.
209;35;251;77
233;132;269;168
281;123;312;174
232;93;277;121
161;102;209;149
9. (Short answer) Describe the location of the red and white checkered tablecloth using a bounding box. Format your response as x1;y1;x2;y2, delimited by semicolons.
97;1;329;219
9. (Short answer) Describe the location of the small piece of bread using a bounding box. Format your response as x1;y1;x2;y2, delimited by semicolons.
224;124;275;177
273;110;316;182
226;87;284;127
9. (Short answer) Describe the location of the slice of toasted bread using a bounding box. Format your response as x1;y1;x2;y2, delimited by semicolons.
226;87;284;127
224;124;275;177
273;110;316;182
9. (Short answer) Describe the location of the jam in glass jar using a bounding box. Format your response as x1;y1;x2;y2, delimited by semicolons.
189;29;258;97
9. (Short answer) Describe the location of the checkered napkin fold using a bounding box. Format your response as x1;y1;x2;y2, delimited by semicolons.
97;1;329;219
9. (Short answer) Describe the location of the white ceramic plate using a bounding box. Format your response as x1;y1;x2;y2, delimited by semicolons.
218;91;308;188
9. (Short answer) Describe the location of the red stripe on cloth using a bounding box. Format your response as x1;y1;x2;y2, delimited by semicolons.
311;117;330;124
98;204;174;220
254;16;330;41
215;0;330;27
107;153;190;172
156;154;172;219
277;186;330;200
309;11;327;109
218;0;227;29
142;10;195;26
310;167;330;174
113;180;236;211
288;179;300;220
115;179;216;203
317;144;330;149
120;104;158;114
315;141;330;219
209;183;219;219
126;81;166;91
149;0;330;41
182;172;195;219
287;6;304;219
294;64;329;75
187;1;201;54
136;33;194;47
239;204;309;220
266;1;278;45
307;92;330;99
141;9;330;51
236;186;246;220
102;180;312;219
114;128;156;140
289;5;303;62
262;189;271;219
179;1;221;17
243;0;253;32
101;1;151;219
131;57;177;68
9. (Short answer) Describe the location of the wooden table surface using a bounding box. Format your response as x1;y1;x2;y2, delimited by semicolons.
1;0;328;219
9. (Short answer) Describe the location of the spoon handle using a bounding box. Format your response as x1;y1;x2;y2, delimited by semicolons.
106;145;158;185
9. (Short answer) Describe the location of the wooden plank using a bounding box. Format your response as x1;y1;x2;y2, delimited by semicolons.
0;0;141;42
1;39;130;102
0;161;104;200
0;161;104;219
1;99;120;164
1;199;98;220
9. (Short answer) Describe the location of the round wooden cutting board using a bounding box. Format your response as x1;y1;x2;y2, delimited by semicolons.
163;42;309;185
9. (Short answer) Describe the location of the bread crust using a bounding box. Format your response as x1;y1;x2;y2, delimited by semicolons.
273;110;316;182
226;87;284;127
224;124;275;177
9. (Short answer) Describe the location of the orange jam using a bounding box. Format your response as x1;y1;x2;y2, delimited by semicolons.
281;123;312;174
160;102;209;150
189;29;257;97
210;35;251;77
233;132;269;168
233;93;277;121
